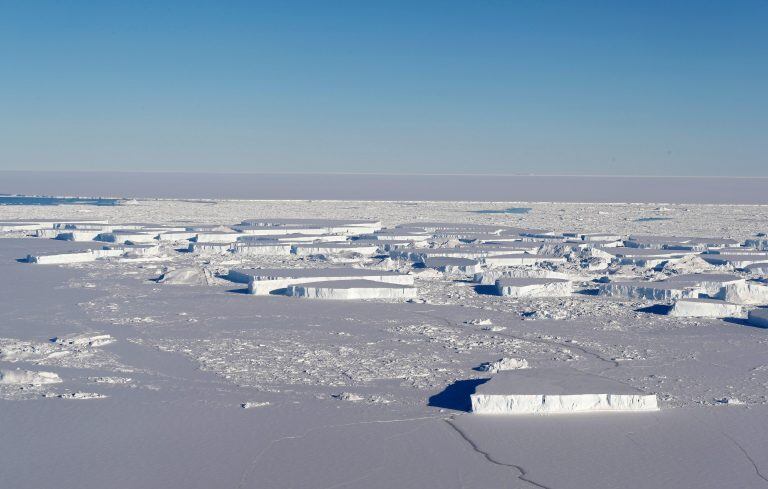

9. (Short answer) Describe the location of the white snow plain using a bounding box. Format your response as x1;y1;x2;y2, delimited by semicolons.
1;197;768;489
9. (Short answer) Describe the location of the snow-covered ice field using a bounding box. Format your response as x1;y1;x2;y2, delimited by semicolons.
1;196;768;488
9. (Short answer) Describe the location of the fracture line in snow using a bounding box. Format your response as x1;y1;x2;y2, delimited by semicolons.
689;413;768;486
721;432;768;484
236;415;444;489
444;417;552;489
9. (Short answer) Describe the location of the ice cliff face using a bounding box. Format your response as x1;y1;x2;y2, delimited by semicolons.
471;392;659;415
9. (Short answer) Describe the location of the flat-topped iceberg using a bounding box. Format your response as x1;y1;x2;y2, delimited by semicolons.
471;368;658;415
291;242;379;256
232;242;292;255
599;274;744;301
422;257;481;274
484;254;566;267
474;268;571;285
26;248;125;264
495;278;572;297
285;279;417;300
239;268;414;295
668;298;744;318
744;262;768;275
0;369;62;385
702;254;768;268
188;241;234;253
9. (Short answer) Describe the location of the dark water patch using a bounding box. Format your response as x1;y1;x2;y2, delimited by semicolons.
475;207;532;215
0;195;121;206
635;217;672;222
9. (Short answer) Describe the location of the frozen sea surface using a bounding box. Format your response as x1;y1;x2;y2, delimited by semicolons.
1;198;768;488
2;171;768;203
0;195;122;206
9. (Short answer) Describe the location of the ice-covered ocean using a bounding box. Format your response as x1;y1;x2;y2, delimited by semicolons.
2;171;767;204
2;185;768;488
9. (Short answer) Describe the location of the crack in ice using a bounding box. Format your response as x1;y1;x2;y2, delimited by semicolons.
235;415;444;489
444;417;553;489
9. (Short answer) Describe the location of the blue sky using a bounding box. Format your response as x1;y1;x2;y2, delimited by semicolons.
1;1;766;175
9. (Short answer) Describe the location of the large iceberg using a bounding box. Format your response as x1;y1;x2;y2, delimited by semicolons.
241;268;414;295
470;368;658;415
484;254;566;267
473;268;571;285
285;279;417;300
422;257;481;274
668;298;744;318
495;278;572;298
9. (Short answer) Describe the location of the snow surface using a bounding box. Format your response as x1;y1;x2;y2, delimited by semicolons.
2;198;768;488
748;309;768;328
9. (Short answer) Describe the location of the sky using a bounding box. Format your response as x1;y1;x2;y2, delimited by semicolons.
1;1;766;176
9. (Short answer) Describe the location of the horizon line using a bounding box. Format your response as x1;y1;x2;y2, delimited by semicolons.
1;169;767;179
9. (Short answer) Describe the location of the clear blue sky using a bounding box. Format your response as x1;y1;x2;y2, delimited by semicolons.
1;1;766;175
